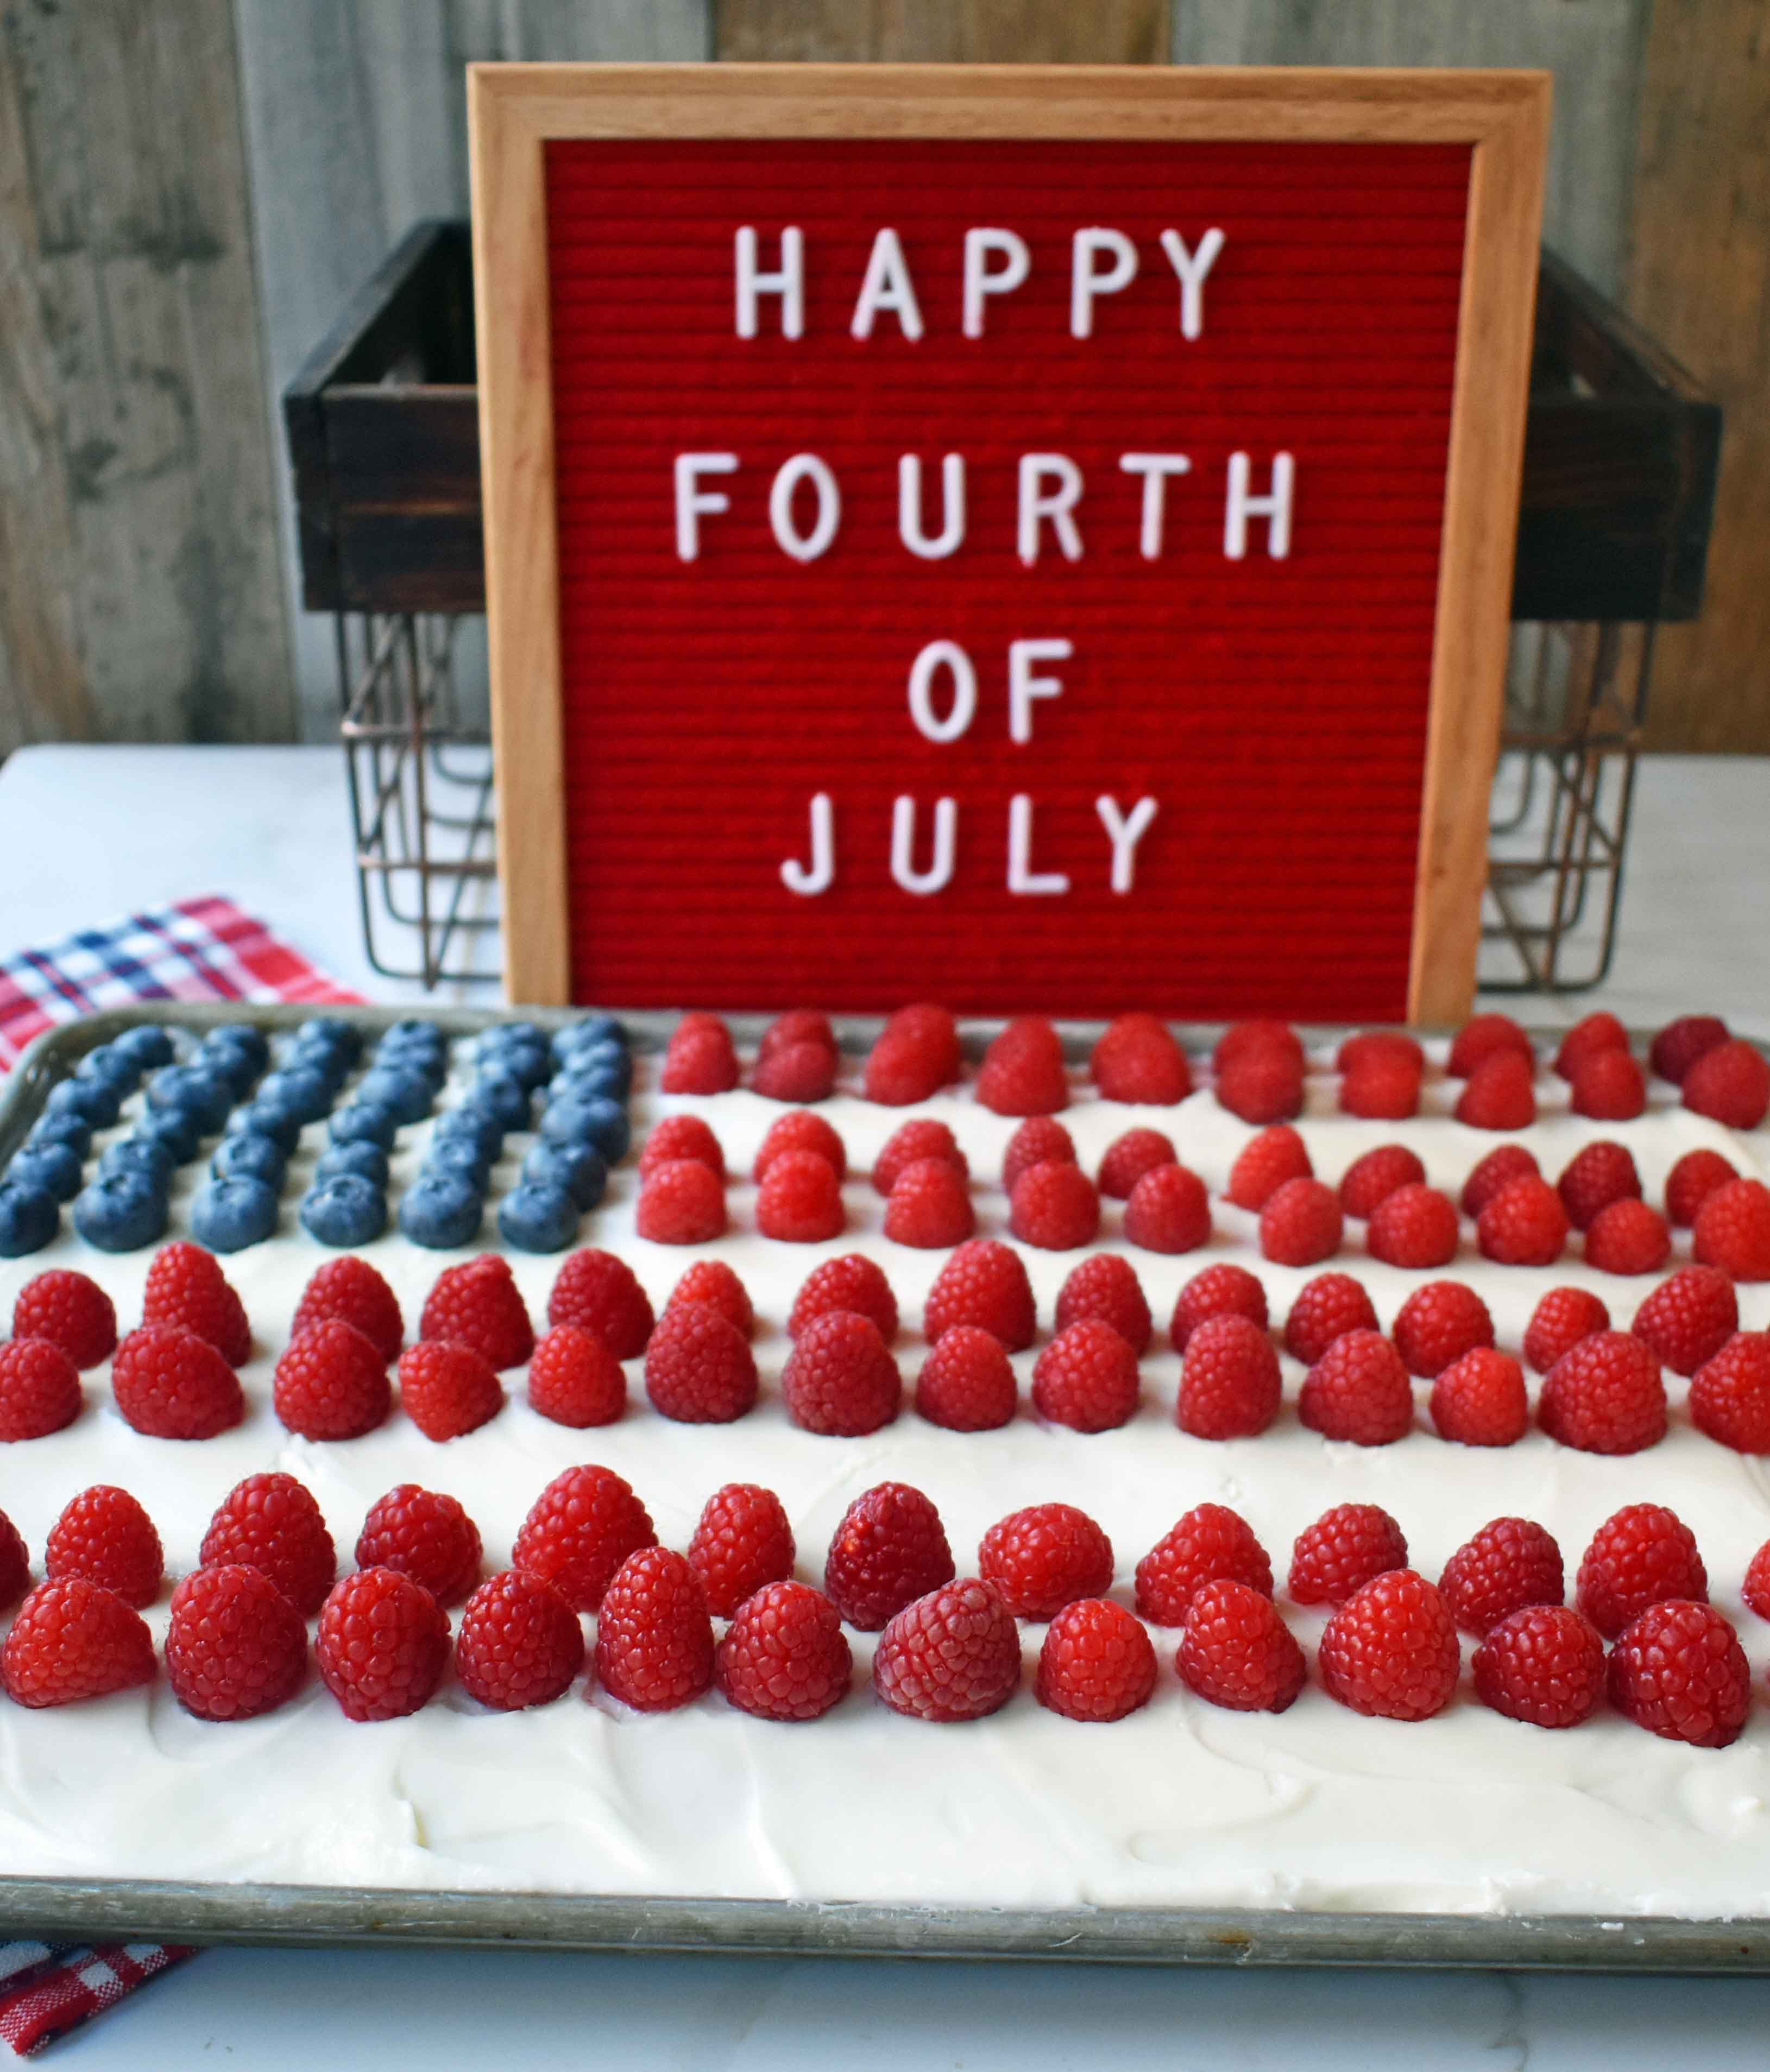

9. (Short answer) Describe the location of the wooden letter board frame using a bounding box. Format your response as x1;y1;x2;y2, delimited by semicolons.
469;64;1548;1021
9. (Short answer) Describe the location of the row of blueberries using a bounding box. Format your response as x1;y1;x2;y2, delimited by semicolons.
0;1015;633;1260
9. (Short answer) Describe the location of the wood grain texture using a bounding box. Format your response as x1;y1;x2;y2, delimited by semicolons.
0;0;292;750
716;0;1167;64
1627;0;1770;752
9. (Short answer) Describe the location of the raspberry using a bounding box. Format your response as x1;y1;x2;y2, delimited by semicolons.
1092;1021;1191;1106
511;1464;656;1610
1282;1272;1378;1365
1366;1183;1459;1269
1454;1050;1536;1130
823;1482;954;1629
1667;1147;1738;1228
1319;1569;1459;1721
549;1249;654;1358
1553;1011;1630;1080
1690;1331;1770;1451
1001;1117;1076;1194
1429;1347;1529;1446
1299;1328;1414;1444
1539;1330;1666;1453
1215;1020;1305;1076
1694;1178;1770;1280
199;1473;336;1616
1574;1502;1705;1639
1391;1280;1494;1377
455;1570;583;1710
1338;1144;1426;1220
643;1300;759;1423
525;1323;626;1428
1098;1128;1177;1200
1632;1264;1738;1375
755;1150;844;1242
759;1009;837;1061
664;1259;754;1338
1572;1049;1647;1121
398;1339;504;1441
1178;1580;1307;1713
45;1486;162;1608
638;1114;726;1182
1177;1312;1281;1439
1473;1606;1607;1728
1461;1142;1540;1218
1447;1013;1533;1077
112;1323;244;1440
1338;1029;1425;1076
872;1118;966;1196
1135;1503;1273;1624
594;1547;715;1711
0;1337;81;1441
1031;1318;1139;1432
1586;1197;1672;1275
873;1578;1021;1722
1226;1124;1312;1211
977;1017;1068;1117
1214;1048;1303;1125
420;1254;533;1370
11;1269;115;1369
1477;1176;1568;1266
1339;1052;1423;1121
1556;1142;1642;1232
660;1015;738;1094
164;1564;307;1721
1439;1517;1564;1634
1054;1253;1151;1355
1171;1262;1269;1351
716;1581;852;1720
1035;1599;1159;1721
317;1566;450;1722
1651;1013;1730;1085
688;1482;795;1616
924;1240;1036;1351
636;1159;727;1244
1288;1502;1408;1606
291;1256;403;1365
1;1577;154;1708
1609;1600;1750;1747
781;1309;900;1435
142;1242;251;1366
1523;1285;1610;1372
883;1159;975;1247
355;1483;482;1606
865;1005;960;1106
751;1040;837;1103
1123;1162;1211;1253
1746;1538;1770;1620
1259;1177;1343;1266
790;1254;898;1342
755;1110;847;1185
1684;1039;1770;1128
978;1503;1113;1619
1010;1161;1100;1250
915;1325;1017;1431
0;1511;27;1608
273;1318;390;1441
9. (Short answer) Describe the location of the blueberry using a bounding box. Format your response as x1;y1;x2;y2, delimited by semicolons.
46;1075;122;1129
469;1069;531;1132
433;1104;503;1162
356;1066;433;1126
75;1044;140;1094
556;1056;630;1104
197;1031;264;1097
254;1065;335;1127
191;1176;279;1252
330;1101;399;1151
421;1136;491;1190
398;1174;484;1249
541;1094;630;1163
114;1024;175;1069
497;1181;579;1254
557;1038;631;1095
0;1183;58;1256
476;1032;552;1091
212;1133;286;1190
134;1104;203;1164
484;1019;548;1051
383;1017;446;1051
225;1098;305;1155
284;1037;352;1091
205;1022;270;1073
522;1139;607;1210
300;1174;388;1247
98;1136;175;1189
73;1171;167;1251
7;1141;83;1204
28;1110;93;1159
297;1016;363;1065
313;1141;390;1189
376;1026;447;1068
551;1015;627;1064
146;1064;232;1133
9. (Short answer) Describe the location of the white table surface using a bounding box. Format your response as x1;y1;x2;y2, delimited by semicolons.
2;741;1769;2068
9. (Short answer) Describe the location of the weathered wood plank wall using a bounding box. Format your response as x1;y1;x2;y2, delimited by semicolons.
715;0;1166;62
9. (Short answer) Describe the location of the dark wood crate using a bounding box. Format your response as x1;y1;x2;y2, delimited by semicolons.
284;223;1720;623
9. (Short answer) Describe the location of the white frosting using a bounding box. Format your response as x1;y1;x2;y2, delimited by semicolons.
0;1034;1768;1917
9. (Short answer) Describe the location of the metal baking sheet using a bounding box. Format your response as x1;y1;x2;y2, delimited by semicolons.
1;1001;1766;1973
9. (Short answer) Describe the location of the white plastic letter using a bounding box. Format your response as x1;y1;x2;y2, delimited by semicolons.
898;454;966;559
769;454;841;563
1007;795;1069;896
735;226;804;339
1095;795;1158;893
906;641;977;743
1118;454;1193;560
962;228;1031;337
1224;452;1295;560
1008;637;1073;746
1158;228;1226;340
1070;228;1138;338
673;453;738;562
851;228;924;340
890;796;957;895
1017;455;1084;566
780;793;834;895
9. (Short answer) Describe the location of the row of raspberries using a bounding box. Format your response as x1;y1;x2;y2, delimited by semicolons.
654;1005;1768;1130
